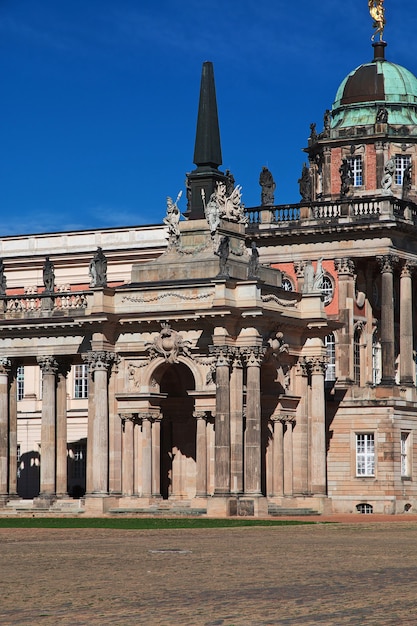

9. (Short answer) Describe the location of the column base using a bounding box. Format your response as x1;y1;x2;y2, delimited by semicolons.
207;495;268;517
84;494;120;515
380;377;396;386
33;494;57;508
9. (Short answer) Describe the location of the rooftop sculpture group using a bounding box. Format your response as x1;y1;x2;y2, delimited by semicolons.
203;180;248;236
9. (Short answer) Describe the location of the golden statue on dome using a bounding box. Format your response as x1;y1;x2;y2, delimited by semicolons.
368;0;386;41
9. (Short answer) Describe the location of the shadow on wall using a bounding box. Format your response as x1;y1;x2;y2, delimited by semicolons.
17;451;40;498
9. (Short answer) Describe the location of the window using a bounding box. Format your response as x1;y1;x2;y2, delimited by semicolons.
281;277;293;292
347;156;363;186
356;433;375;476
325;333;336;382
73;364;88;399
354;328;361;385
401;432;412;478
16;365;24;401
372;334;382;385
356;503;373;514
395;154;411;185
320;275;334;306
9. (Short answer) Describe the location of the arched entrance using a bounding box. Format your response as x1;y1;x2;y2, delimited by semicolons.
156;362;196;499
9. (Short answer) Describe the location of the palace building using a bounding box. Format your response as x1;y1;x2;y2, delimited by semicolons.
1;12;417;516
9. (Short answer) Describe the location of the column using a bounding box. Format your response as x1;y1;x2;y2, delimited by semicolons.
400;261;415;385
84;351;115;495
377;255;398;384
140;413;152;497
230;351;243;494
37;356;58;498
210;346;232;495
8;363;18;498
56;362;70;497
283;417;294;496
0;358;11;500
271;417;283;496
308;356;327;495
292;358;309;494
151;416;161;498
121;414;135;496
243;347;264;495
194;412;208;497
334;258;356;384
84;361;95;494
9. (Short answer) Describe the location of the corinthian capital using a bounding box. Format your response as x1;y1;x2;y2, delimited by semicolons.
305;356;328;376
0;357;11;376
401;259;417;278
82;351;118;372
377;254;399;274
334;257;355;276
209;345;233;367
241;346;266;367
37;356;58;375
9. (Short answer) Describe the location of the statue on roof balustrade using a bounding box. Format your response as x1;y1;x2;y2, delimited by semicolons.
89;247;107;288
259;166;276;206
43;256;55;294
163;191;182;247
368;0;385;42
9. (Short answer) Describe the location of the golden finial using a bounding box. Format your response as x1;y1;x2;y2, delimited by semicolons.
368;0;386;42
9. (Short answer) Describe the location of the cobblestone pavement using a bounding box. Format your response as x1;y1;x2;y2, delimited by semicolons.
2;519;417;625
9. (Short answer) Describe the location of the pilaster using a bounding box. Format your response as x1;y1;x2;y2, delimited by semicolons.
400;260;416;386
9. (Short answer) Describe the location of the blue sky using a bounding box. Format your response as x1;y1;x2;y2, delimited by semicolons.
2;0;417;235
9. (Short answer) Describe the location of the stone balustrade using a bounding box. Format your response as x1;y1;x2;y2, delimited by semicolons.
3;292;88;315
245;196;417;227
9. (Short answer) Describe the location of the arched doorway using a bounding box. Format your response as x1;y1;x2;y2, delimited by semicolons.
156;362;196;499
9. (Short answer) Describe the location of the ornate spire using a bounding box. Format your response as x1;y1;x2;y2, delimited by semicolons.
185;62;226;220
193;62;222;169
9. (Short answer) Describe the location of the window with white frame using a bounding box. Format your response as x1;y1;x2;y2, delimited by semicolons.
356;433;375;476
347;155;363;186
73;364;88;399
401;432;412;478
395;154;411;185
325;333;336;382
320;275;334;306
356;503;373;514
16;365;24;401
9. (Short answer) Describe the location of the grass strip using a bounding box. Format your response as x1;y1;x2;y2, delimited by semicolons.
0;517;321;530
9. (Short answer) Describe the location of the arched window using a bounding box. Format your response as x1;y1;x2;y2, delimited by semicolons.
325;333;336;382
321;275;334;306
356;503;373;514
281;277;293;292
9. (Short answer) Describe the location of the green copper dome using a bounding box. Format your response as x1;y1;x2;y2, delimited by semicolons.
331;43;417;129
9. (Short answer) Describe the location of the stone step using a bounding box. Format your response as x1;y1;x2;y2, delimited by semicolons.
268;506;320;516
108;507;207;517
